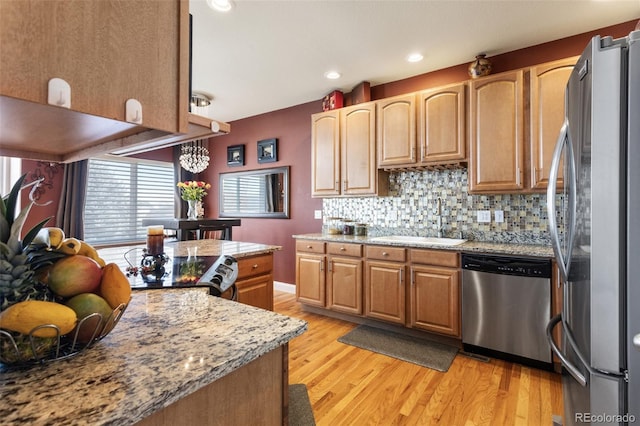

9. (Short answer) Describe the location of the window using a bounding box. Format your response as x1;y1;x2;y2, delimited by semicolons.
0;156;22;196
84;158;175;245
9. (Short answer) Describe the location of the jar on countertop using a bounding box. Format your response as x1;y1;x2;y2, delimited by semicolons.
354;223;368;236
324;217;342;235
341;219;355;235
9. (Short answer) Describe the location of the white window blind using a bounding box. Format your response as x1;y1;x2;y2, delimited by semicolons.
84;158;174;245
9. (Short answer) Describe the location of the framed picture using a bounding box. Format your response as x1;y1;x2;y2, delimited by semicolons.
227;144;244;166
257;138;277;163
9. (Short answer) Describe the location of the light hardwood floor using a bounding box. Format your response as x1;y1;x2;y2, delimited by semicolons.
274;291;563;426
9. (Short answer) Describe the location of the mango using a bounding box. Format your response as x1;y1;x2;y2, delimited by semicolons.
66;293;114;343
0;300;77;337
99;263;132;309
48;255;102;297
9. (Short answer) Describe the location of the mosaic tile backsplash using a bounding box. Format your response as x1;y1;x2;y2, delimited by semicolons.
322;169;564;245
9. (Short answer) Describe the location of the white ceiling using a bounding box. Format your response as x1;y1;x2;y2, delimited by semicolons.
190;0;640;123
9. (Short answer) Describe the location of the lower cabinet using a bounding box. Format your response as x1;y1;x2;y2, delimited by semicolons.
236;253;274;311
295;241;326;307
364;245;407;325
326;242;363;315
295;240;462;339
409;249;460;337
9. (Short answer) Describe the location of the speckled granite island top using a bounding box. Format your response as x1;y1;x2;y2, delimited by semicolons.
293;233;554;258
0;289;307;426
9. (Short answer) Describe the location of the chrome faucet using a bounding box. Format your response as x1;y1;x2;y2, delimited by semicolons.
436;197;443;238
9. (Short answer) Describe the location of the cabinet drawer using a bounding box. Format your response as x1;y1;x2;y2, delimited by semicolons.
410;249;459;268
296;240;325;254
238;254;273;279
327;242;362;257
365;245;406;262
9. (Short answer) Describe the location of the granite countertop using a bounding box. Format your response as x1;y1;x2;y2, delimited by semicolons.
0;289;307;425
292;233;554;258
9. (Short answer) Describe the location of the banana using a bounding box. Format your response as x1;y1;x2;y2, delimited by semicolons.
77;241;106;267
31;228;51;247
56;237;81;255
46;227;65;249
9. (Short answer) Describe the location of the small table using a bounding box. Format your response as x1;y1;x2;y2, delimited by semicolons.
141;218;241;241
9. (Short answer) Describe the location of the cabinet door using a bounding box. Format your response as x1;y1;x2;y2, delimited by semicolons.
295;254;325;306
530;57;577;191
469;70;524;192
236;273;273;311
327;256;363;315
418;83;467;164
311;111;341;197
340;103;377;195
0;0;188;134
377;94;416;166
365;260;406;324
410;266;460;337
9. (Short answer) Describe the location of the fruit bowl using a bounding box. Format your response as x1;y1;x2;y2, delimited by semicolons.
0;302;128;367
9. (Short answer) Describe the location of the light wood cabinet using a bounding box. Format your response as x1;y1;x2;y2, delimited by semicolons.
364;246;407;325
469;70;525;193
311;103;389;197
295;241;326;307
235;253;274;311
0;0;191;162
311;110;341;197
377;94;417;166
326;243;363;315
418;82;467;164
409;249;460;337
529;57;578;190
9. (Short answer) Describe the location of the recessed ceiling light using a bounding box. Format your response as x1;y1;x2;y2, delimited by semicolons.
206;0;233;12
406;53;424;63
324;71;341;80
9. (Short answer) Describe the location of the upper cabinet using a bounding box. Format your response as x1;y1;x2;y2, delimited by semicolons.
468;70;525;193
311;110;341;197
376;83;467;170
418;83;467;165
529;57;578;190
376;94;417;167
0;0;228;162
311;102;389;198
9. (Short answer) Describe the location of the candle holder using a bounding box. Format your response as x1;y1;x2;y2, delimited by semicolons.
140;250;169;283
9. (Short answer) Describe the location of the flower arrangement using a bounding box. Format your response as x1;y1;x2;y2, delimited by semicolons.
177;181;211;202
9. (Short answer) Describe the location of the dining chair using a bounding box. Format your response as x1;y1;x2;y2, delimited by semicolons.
197;224;231;241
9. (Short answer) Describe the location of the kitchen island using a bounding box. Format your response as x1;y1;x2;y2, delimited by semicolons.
0;288;307;425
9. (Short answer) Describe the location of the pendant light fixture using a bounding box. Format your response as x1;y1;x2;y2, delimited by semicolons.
180;140;210;173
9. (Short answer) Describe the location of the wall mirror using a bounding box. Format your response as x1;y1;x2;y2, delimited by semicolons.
219;166;289;218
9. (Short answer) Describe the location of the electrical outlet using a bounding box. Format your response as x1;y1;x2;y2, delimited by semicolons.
314;210;322;220
494;210;504;223
477;210;491;223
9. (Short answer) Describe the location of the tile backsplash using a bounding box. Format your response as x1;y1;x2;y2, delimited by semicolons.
322;169;564;245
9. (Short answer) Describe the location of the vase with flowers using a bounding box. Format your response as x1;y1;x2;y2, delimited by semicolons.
177;180;211;220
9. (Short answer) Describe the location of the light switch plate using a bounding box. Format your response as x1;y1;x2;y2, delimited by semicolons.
314;210;322;219
494;210;504;223
477;210;491;223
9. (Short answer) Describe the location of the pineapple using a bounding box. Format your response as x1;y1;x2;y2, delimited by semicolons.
0;174;59;364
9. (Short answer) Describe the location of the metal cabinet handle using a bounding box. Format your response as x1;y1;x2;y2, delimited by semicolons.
634;334;640;351
306;245;313;249
340;247;346;251
382;252;388;256
252;264;258;269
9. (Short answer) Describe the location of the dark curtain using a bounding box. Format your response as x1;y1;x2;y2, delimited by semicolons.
56;160;88;239
173;145;195;218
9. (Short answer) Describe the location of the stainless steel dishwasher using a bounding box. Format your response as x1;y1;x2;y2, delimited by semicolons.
461;253;552;368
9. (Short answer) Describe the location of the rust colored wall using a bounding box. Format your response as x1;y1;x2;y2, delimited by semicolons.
201;101;324;284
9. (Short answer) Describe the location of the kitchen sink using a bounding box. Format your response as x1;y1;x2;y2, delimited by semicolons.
369;235;467;246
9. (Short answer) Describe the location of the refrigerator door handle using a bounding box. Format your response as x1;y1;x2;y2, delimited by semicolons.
547;119;576;282
546;314;587;386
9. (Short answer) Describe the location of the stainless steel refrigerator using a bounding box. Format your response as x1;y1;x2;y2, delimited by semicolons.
546;31;639;425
